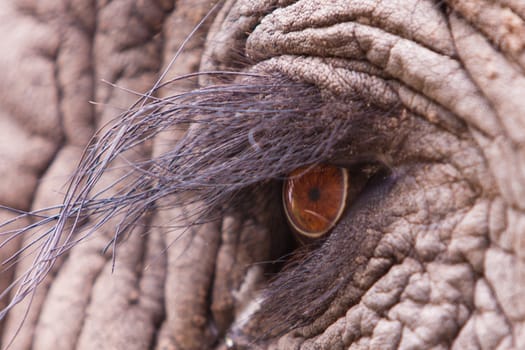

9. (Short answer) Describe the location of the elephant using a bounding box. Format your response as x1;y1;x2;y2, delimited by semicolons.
0;0;524;349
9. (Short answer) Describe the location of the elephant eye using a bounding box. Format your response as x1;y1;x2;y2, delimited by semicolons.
283;164;349;238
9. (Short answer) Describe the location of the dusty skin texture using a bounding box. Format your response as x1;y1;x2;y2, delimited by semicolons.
0;0;524;349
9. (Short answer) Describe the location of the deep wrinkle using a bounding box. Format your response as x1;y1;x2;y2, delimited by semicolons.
0;1;521;349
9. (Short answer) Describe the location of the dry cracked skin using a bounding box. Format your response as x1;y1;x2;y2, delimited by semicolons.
0;0;524;349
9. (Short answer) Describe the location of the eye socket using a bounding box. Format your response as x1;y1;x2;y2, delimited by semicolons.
282;164;349;238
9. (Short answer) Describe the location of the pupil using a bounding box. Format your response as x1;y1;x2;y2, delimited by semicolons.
308;187;321;201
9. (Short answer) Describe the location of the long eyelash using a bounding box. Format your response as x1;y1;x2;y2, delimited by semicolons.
0;72;354;321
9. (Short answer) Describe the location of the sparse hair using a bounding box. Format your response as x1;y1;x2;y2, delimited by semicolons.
0;71;361;319
0;43;405;350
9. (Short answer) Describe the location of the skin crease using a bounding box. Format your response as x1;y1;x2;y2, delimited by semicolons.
0;0;524;350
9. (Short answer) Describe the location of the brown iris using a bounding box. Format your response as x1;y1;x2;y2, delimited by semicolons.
283;164;349;238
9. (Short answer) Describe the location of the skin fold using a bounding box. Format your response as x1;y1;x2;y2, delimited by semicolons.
0;0;524;349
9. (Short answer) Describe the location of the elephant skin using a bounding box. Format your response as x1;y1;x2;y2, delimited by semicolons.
0;0;524;349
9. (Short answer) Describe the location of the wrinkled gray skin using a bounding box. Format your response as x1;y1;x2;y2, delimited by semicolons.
0;0;525;349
